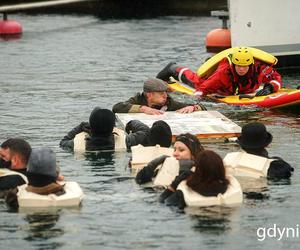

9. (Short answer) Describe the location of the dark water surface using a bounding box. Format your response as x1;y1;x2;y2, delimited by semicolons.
1;15;300;250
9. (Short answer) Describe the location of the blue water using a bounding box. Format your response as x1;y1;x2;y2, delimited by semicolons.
1;14;300;250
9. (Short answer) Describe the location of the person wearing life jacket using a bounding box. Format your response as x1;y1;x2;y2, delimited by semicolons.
5;148;67;208
112;77;206;115
0;138;31;191
159;150;243;209
224;122;294;179
156;47;282;97
60;107;173;152
135;133;204;185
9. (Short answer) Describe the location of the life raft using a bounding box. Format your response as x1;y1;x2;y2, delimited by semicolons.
17;181;84;207
168;81;300;110
177;175;243;207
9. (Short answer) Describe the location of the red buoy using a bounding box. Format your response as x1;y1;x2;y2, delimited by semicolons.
205;28;231;53
0;13;22;40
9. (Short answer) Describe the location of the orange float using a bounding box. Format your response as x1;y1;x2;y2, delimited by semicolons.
205;28;231;53
0;13;22;40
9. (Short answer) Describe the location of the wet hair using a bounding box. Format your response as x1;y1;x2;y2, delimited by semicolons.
175;133;204;159
1;138;32;164
149;120;172;148
89;107;115;136
187;150;229;196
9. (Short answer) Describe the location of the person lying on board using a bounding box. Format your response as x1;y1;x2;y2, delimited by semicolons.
0;138;31;192
159;150;243;209
223;122;294;179
59;107;172;151
112;77;206;115
135;133;203;186
157;47;282;98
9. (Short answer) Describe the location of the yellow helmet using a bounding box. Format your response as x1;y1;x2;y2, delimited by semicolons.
231;47;254;66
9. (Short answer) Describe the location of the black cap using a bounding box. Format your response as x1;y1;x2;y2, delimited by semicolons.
237;122;272;149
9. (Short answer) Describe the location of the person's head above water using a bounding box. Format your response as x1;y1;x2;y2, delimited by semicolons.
237;122;272;150
89;107;116;137
148;120;172;148
173;133;204;160
27;147;58;186
143;78;169;107
231;47;254;76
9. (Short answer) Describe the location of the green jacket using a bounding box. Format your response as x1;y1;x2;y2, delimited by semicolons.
112;92;205;113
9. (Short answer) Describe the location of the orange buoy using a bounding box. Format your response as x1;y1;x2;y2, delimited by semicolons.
205;28;231;53
0;13;22;40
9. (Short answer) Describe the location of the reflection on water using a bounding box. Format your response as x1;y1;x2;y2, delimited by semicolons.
238;177;270;200
84;151;115;168
23;212;62;241
188;206;241;235
20;208;79;250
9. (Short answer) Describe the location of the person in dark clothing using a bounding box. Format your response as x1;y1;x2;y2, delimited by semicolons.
225;122;294;179
135;133;203;185
112;77;206;115
6;148;65;208
60;108;118;151
0;138;31;191
126;120;172;148
159;150;232;209
60;107;173;152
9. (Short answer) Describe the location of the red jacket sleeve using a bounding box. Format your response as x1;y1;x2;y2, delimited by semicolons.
196;72;227;95
257;63;282;92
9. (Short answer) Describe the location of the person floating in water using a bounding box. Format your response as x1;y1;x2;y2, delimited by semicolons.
60;107;172;152
159;150;243;209
224;122;294;179
112;77;206;115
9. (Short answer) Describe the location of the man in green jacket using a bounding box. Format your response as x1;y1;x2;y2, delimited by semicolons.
112;78;206;115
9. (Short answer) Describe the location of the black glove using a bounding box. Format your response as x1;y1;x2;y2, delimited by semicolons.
135;155;169;184
267;159;294;179
170;170;192;190
255;83;274;96
159;189;174;203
